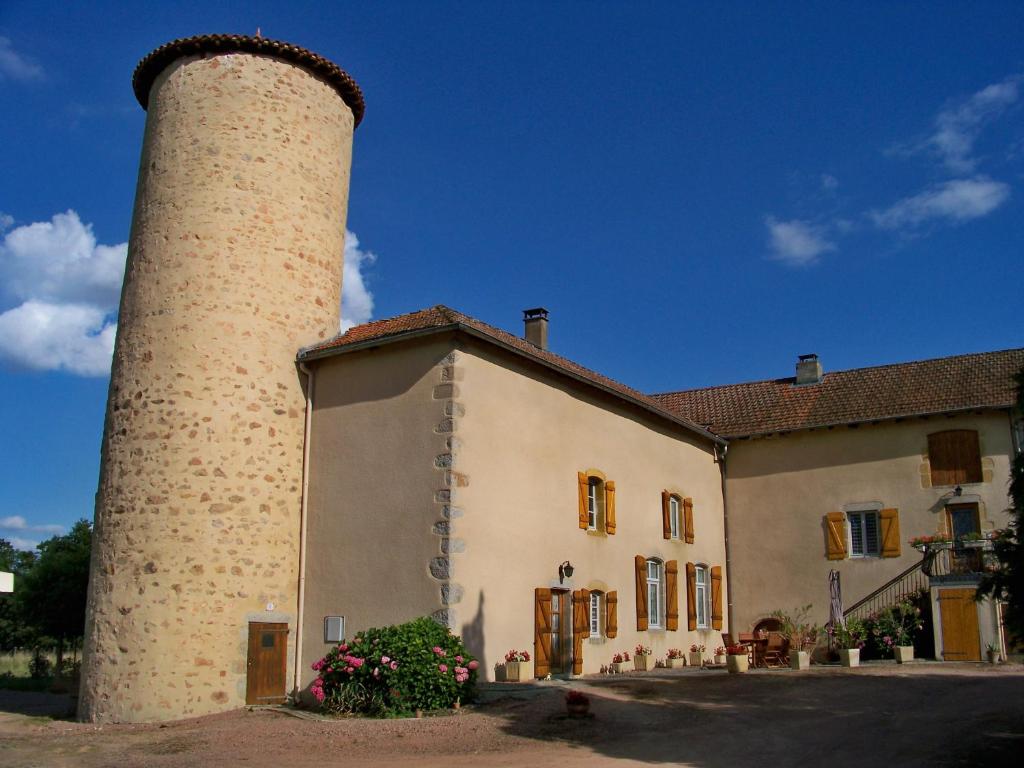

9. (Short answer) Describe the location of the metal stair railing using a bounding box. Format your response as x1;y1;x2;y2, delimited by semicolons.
843;559;929;621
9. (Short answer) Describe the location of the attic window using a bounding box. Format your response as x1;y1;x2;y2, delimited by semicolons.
928;430;982;486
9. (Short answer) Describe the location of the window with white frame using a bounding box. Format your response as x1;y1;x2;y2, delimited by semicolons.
669;496;680;539
647;559;664;628
847;510;881;557
589;591;603;637
587;478;601;531
695;565;709;629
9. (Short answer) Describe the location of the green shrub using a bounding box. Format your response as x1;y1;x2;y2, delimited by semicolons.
311;617;479;716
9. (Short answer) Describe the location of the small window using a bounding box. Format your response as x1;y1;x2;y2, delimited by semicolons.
647;559;664;629
669;496;680;540
848;510;880;558
589;591;603;637
587;479;601;530
695;565;709;629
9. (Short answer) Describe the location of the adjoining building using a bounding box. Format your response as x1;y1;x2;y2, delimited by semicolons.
79;33;1022;723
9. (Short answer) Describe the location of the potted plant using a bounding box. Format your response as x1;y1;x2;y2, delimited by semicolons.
832;618;865;667
726;644;749;673
688;643;705;668
610;650;630;673
502;649;531;682
664;648;685;669
565;689;590;717
713;646;727;665
634;644;652;671
986;642;999;664
772;605;818;671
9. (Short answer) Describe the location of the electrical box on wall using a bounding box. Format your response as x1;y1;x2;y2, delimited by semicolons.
324;616;345;643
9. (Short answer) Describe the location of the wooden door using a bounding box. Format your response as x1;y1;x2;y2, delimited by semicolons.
938;588;981;662
549;590;572;674
246;622;289;704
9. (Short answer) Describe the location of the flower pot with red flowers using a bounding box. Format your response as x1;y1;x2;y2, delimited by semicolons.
688;643;705;668
725;644;749;673
633;645;651;671
713;646;727;665
502;650;531;682
565;690;590;717
610;651;630;673
665;648;685;669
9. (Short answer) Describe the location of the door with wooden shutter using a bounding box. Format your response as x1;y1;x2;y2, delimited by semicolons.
665;560;679;631
634;555;648;630
534;588;553;677
879;509;901;558
246;622;288;705
938;588;981;661
683;498;695;543
710;566;723;630
606;591;618;638
685;562;697;631
825;512;847;560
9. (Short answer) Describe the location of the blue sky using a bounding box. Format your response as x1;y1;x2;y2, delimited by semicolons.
1;2;1022;547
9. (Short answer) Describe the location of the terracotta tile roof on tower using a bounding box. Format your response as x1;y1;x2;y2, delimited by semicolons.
300;305;724;444
651;348;1024;438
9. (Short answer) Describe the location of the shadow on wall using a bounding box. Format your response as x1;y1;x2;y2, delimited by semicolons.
461;590;486;680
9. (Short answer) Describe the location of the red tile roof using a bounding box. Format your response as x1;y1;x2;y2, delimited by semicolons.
300;306;723;444
651;348;1024;438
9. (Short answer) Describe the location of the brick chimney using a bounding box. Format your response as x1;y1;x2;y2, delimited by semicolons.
795;353;823;385
523;307;549;350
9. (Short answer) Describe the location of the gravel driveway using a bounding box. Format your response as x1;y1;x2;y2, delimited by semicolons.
0;663;1020;767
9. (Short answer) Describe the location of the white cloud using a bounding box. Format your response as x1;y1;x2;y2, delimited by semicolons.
340;229;376;332
820;174;839;191
871;177;1011;230
0;300;117;376
0;515;64;534
6;536;40;551
765;216;836;266
0;212;13;232
925;76;1020;173
0;36;43;82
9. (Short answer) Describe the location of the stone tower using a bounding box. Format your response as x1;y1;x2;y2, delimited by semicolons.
79;35;363;723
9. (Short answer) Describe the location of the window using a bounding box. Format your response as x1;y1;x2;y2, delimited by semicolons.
587;478;601;531
694;565;709;629
646;559;664;629
847;510;880;557
669;496;680;539
589;591;603;637
928;430;982;486
578;472;614;534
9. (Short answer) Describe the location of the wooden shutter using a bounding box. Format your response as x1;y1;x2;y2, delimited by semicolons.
710;565;723;630
572;590;588;675
665;560;679;631
634;555;648;631
534;588;552;678
661;491;672;539
928;430;982;486
606;590;618;638
826;512;847;560
880;508;901;558
577;472;589;529
683;497;695;544
685;562;697;631
605;481;616;535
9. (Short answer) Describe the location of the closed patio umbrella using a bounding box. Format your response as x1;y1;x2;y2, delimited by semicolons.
828;569;845;648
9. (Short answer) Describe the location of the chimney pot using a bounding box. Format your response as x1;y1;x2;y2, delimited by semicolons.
523;307;549;351
795;353;823;385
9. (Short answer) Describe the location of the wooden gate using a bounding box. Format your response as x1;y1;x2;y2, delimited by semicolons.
937;588;981;662
246;622;289;704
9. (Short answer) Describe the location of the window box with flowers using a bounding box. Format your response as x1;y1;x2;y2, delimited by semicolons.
501;650;531;682
665;648;685;669
726;644;749;673
610;650;630;673
688;643;705;668
634;644;652;671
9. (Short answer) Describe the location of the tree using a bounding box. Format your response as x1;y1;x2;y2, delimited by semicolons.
978;366;1024;641
0;540;38;652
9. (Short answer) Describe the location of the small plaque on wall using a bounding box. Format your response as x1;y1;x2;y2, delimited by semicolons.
324;616;345;643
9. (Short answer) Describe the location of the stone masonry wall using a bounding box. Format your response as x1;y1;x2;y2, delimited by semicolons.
79;50;355;722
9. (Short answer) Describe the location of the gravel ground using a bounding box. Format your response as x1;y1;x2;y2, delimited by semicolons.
0;663;1021;767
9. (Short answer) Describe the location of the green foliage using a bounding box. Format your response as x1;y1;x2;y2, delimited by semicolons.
830;617;866;650
978;367;1024;641
311;617;479;716
770;604;820;650
862;600;924;658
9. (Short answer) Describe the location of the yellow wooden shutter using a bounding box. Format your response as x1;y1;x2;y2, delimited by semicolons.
577;472;589;529
534;588;552;678
661;491;671;539
634;554;648;631
880;508;901;558
572;590;586;674
825;512;847;560
685;562;697;631
606;591;618;638
710;565;723;630
605;481;616;535
683;497;695;544
665;560;679;631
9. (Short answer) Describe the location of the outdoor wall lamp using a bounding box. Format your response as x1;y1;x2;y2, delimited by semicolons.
953;485;963;497
558;561;574;584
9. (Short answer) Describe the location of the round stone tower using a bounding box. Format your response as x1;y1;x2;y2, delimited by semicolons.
79;35;363;723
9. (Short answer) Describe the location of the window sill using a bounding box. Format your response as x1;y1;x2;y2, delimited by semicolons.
588;636;606;645
585;529;608;538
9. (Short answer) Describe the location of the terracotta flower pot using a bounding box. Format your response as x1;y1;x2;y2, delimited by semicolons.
894;646;914;664
726;654;748;673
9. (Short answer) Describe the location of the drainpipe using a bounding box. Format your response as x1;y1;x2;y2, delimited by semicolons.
293;361;315;700
716;442;734;633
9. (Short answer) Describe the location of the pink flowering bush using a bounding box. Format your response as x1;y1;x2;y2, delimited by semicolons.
310;617;478;716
